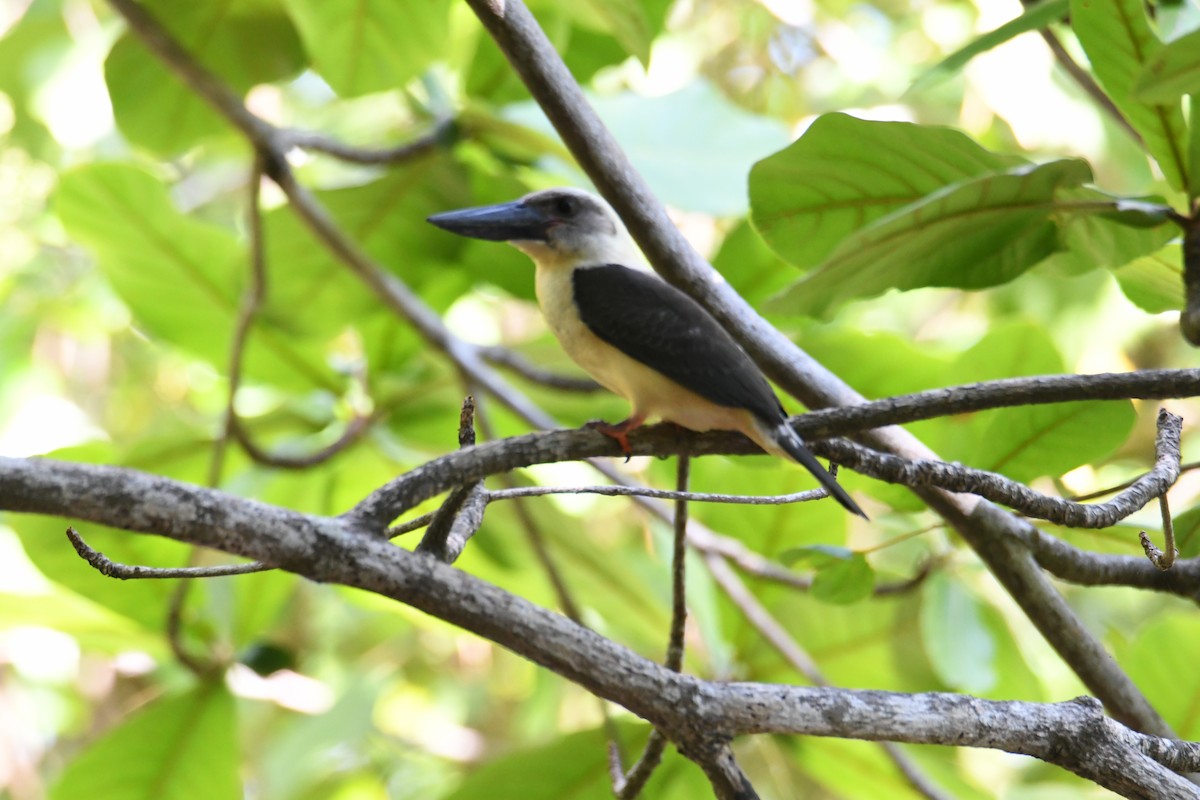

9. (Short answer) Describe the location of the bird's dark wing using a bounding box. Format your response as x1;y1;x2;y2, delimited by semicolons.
573;264;783;422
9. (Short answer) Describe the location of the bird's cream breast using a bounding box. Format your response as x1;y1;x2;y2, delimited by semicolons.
533;264;760;437
535;265;629;396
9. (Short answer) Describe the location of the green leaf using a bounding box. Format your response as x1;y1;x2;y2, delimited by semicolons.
1113;244;1184;312
920;573;996;693
969;399;1136;482
444;723;701;799
281;0;452;97
262;155;472;336
1172;505;1200;558
750;113;1024;269
1050;189;1176;275
1191;94;1200;201
12;514;184;632
780;545;875;605
106;0;304;154
50;684;240;800
765;159;1093;317
1118;613;1200;738
811;554;875;604
1133;27;1200;103
1070;0;1190;191
909;0;1069;93
54;162;337;390
565;0;654;66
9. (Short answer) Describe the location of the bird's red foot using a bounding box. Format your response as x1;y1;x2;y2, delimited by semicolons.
585;415;646;462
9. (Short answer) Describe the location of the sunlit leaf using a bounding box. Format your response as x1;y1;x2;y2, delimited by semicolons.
909;0;1069;93
54;162;338;390
1113;244;1184;312
1118;613;1200;738
280;0;452;97
106;0;304;154
920;573;996;693
779;545;875;604
750;113;1024;269
50;684;240;800
969;399;1135;482
1133;27;1200;103
765;159;1093;317
1070;0;1190;191
1172;506;1200;558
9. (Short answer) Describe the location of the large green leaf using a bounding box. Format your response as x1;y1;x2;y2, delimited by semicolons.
262;155;471;335
919;573;996;693
1070;0;1191;192
50;684;240;800
1051;189;1175;275
106;0;304;154
749;113;1024;270
1133;26;1200;103
1118;613;1200;738
909;0;1069;93
54;162;337;390
281;0;452;97
765;159;1093;317
1113;243;1183;312
969;399;1135;483
931;321;1137;481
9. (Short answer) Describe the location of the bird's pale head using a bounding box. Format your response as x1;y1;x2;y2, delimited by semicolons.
427;188;641;269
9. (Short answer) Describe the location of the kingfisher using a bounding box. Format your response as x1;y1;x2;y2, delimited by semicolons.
428;188;865;517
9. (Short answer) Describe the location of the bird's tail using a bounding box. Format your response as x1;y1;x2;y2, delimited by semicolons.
753;418;867;519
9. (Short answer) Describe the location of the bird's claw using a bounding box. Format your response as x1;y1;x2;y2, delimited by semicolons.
584;419;635;462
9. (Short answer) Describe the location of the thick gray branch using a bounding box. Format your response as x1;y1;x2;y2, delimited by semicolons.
3;456;1200;797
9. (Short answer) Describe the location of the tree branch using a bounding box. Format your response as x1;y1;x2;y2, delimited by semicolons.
461;0;1175;736
6;456;1198;796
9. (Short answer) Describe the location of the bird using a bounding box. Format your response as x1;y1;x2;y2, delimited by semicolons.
427;187;865;518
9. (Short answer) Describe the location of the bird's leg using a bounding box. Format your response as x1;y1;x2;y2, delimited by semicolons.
585;414;646;462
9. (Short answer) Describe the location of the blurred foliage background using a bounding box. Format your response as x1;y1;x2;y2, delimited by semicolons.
2;0;1200;797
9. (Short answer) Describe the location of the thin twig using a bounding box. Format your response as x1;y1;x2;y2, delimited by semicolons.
387;511;436;538
486;483;827;506
231;413;375;470
208;156;267;488
478;345;602;392
1140;494;1178;570
416;397;488;562
472;395;629;789
1068;461;1200;502
165;562;219;677
277;118;454;164
616;456;693;799
1037;27;1142;144
66;527;270;579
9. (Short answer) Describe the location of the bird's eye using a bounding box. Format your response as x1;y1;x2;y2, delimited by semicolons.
553;196;577;217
